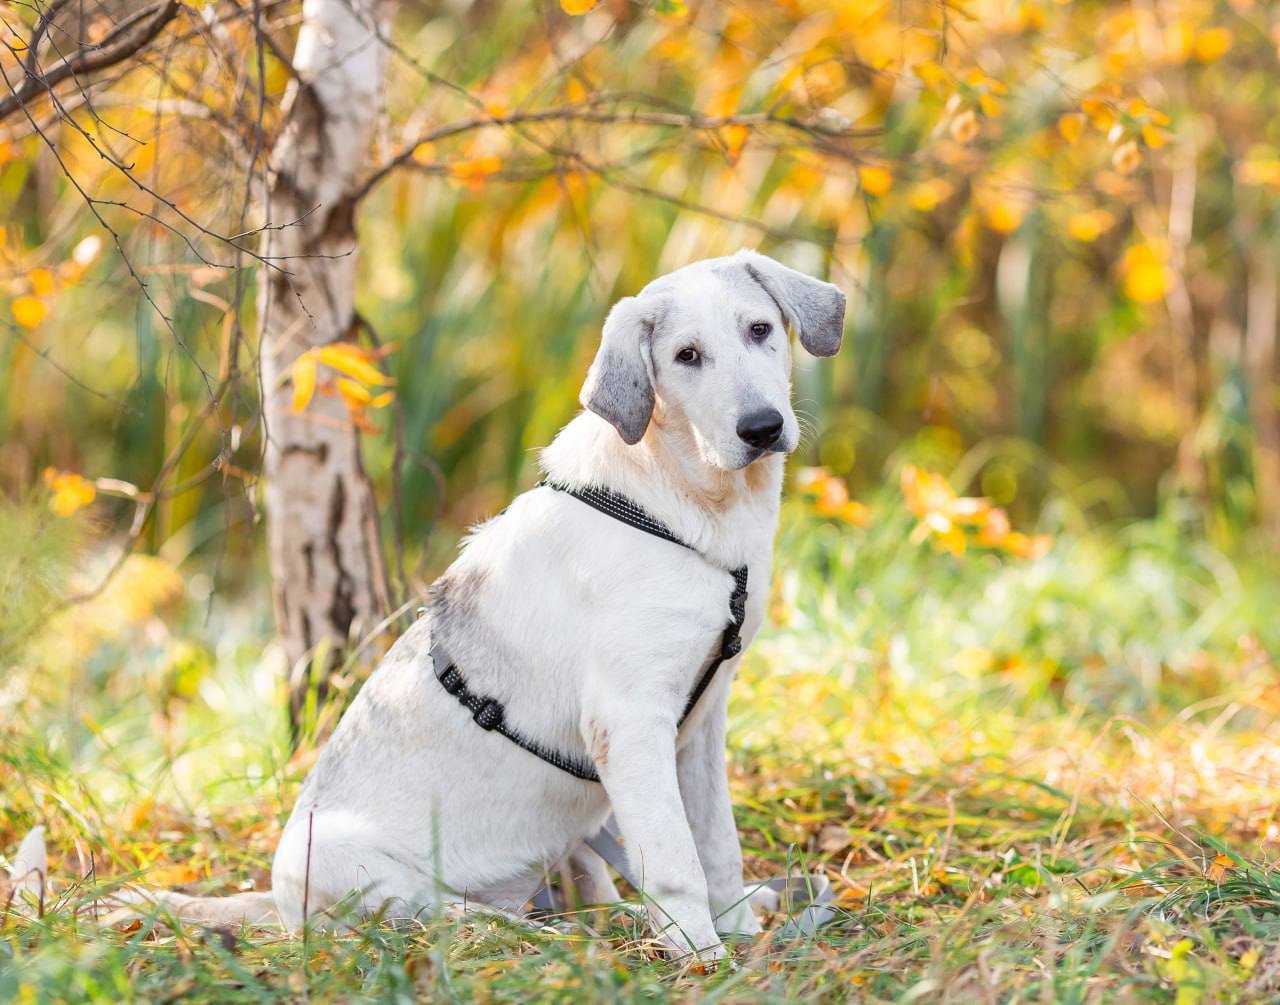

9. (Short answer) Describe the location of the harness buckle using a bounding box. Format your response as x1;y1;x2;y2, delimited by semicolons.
473;698;505;731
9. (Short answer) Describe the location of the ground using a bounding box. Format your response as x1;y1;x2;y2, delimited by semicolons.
2;485;1279;1002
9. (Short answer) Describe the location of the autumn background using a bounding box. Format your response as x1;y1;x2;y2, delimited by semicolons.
3;0;1280;1000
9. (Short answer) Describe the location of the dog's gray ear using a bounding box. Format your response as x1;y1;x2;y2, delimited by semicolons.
738;250;846;357
580;296;655;445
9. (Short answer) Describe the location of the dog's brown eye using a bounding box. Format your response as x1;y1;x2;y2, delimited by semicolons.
675;346;700;365
750;322;771;340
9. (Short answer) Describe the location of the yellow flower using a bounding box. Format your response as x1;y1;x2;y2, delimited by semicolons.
795;468;871;527
560;0;596;13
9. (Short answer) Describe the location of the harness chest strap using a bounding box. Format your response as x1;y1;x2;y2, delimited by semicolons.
428;480;749;785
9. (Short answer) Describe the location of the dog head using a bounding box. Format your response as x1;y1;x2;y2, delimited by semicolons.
580;249;846;470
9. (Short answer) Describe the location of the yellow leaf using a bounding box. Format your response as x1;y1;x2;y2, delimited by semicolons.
560;0;595;12
290;351;317;413
1237;157;1280;187
29;267;55;296
448;154;503;190
124;798;154;831
1207;853;1234;883
979;92;1003;118
913;60;949;91
1057;112;1085;145
706;88;740;119
908;178;953;212
1194;27;1233;63
484;100;511;119
1121;241;1169;302
981;195;1024;234
43;468;96;517
1016;5;1046;32
858;165;893;197
723;124;750;162
1081;96;1115;130
335;377;373;409
1141;124;1169;149
1066;208;1115;243
315;344;395;387
412;142;436;165
146;863;201;886
11;295;47;329
368;390;396;409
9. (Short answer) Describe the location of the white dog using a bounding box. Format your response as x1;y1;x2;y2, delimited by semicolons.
62;250;846;961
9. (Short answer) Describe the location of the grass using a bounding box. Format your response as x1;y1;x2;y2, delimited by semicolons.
2;482;1280;1002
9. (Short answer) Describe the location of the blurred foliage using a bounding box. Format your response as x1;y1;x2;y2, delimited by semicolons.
2;0;1280;588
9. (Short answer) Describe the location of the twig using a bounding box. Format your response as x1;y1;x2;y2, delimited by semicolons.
0;1;184;123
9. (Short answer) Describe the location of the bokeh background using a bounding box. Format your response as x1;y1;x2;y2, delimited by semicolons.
3;0;1280;999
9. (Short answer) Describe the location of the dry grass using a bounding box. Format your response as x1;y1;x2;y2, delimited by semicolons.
3;500;1279;1002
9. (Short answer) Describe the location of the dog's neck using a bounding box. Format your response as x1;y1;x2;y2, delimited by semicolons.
540;411;785;569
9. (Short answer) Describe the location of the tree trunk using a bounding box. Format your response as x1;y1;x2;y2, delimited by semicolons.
259;0;394;743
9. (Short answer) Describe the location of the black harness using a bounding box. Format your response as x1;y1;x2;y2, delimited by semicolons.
429;480;750;784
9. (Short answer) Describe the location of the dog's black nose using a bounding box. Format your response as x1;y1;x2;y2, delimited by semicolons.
737;408;784;449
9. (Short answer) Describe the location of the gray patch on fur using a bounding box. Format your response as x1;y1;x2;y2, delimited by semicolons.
425;566;513;681
737;252;846;357
579;296;656;444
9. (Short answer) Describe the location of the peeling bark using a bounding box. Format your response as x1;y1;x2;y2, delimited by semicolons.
259;0;393;743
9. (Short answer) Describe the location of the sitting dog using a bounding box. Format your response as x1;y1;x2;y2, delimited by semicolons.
109;249;845;961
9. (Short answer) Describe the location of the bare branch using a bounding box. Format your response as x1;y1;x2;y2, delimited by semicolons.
0;1;184;124
351;103;882;203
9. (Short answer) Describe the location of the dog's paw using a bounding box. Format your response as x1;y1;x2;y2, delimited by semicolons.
714;899;762;937
675;938;730;972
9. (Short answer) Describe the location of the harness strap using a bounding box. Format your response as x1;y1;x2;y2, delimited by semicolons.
430;479;749;784
431;642;601;781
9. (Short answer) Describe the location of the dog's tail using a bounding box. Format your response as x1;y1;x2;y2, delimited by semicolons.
104;888;280;927
5;824;279;928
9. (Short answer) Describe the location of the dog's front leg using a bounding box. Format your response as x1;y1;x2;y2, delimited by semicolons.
583;699;725;962
677;687;761;938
